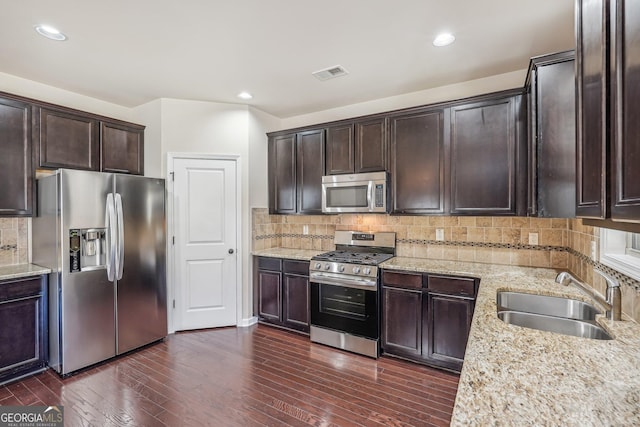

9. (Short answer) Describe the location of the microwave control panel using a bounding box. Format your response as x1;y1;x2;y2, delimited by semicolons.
374;184;384;207
69;229;81;273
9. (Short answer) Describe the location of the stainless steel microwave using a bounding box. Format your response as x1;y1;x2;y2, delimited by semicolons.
321;172;388;213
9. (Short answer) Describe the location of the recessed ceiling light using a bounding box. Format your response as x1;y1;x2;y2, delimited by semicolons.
34;24;67;41
433;33;455;47
237;92;253;100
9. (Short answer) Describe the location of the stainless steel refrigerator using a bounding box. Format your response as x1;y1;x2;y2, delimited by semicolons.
33;169;167;375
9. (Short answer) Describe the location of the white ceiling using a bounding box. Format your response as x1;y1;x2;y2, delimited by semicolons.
0;0;574;118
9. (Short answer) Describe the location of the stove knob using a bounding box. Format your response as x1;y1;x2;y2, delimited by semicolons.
353;267;361;274
314;262;322;270
324;264;331;271
363;267;371;275
338;265;345;272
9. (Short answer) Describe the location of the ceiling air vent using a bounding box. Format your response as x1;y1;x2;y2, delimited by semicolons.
312;65;349;81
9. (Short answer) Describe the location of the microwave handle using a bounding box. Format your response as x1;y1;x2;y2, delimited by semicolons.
367;181;374;212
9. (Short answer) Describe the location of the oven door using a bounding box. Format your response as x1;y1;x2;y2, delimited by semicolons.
310;282;379;339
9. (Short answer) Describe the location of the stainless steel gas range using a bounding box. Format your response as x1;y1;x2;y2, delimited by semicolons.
309;231;396;358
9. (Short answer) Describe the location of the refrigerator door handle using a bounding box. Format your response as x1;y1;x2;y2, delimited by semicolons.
105;193;116;282
115;193;125;280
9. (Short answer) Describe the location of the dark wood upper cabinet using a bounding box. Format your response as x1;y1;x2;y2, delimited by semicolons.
449;94;524;215
355;117;387;173
610;0;640;222
101;121;144;175
389;108;446;214
526;51;576;218
576;0;609;219
37;107;100;171
268;133;297;214
326;124;355;175
296;129;325;214
0;96;32;216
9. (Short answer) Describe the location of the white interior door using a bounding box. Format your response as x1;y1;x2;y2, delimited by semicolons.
173;157;237;330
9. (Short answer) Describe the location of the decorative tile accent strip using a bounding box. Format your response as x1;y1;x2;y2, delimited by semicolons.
567;248;640;291
396;238;567;252
256;234;334;241
0;245;18;250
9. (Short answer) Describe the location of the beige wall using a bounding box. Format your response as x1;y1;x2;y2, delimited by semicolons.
0;71;132;122
279;69;525;130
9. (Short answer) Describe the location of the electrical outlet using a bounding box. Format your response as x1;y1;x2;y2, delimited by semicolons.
528;232;538;245
436;228;444;241
303;225;309;235
591;240;597;261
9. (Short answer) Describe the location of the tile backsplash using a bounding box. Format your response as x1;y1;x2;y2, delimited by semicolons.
252;208;640;322
0;218;29;267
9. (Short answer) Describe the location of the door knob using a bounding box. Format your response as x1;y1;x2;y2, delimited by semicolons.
228;249;234;254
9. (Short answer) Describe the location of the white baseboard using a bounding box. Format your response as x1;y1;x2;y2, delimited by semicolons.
237;316;258;327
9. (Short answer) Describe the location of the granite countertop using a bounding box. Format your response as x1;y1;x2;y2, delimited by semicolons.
380;257;640;426
0;264;51;281
252;247;323;261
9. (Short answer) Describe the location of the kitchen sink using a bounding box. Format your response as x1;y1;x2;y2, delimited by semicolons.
497;310;613;340
496;291;601;321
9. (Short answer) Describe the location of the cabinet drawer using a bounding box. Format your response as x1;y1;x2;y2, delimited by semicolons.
257;257;282;272
0;277;42;302
382;270;423;290
427;275;476;297
283;260;309;275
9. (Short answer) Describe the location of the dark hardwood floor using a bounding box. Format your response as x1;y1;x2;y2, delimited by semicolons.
0;324;459;426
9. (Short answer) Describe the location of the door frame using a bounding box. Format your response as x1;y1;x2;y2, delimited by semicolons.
166;152;242;334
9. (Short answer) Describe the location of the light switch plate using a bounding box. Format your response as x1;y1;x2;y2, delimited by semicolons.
591;240;597;260
303;225;309;235
436;228;444;241
528;232;538;245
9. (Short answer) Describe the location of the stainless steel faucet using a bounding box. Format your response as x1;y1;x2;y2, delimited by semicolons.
555;270;622;321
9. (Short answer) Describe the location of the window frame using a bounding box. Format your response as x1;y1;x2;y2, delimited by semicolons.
600;229;640;280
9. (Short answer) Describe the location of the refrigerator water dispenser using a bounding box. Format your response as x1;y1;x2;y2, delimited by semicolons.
69;229;106;272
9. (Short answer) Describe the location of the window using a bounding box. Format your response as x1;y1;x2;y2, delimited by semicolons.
629;233;640;258
600;229;640;280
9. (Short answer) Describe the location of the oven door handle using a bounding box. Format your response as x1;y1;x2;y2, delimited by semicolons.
310;273;378;291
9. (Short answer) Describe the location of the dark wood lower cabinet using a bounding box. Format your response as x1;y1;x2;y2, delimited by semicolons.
0;275;47;385
258;270;281;322
381;270;477;372
382;287;422;357
256;257;310;334
283;273;310;330
424;293;474;371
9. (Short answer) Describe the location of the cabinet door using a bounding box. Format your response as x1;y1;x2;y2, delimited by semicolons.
450;96;521;215
534;57;577;218
283;274;310;332
0;97;32;216
0;277;46;384
575;0;609;219
326;124;354;175
296;129;325;214
382;287;422;357
101;122;144;175
355;118;386;173
389;108;446;214
424;293;474;371
268;134;297;214
258;270;281;322
37;107;100;170
611;0;640;221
